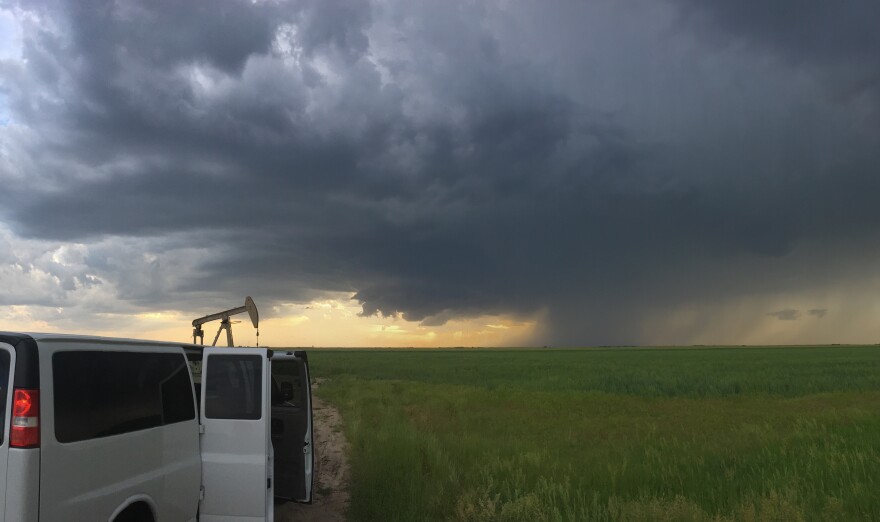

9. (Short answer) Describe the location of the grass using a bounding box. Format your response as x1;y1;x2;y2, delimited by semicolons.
310;346;880;521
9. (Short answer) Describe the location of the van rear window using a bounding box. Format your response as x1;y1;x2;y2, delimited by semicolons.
0;350;9;445
53;351;196;443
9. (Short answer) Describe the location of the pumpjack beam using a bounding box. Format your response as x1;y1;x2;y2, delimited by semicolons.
192;296;259;347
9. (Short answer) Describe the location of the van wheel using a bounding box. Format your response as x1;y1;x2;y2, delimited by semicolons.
114;502;154;522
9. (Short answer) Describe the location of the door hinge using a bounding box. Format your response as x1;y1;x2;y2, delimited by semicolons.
267;478;272;490
199;424;206;434
199;486;205;501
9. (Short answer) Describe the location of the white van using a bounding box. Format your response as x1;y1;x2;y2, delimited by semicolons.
0;332;314;522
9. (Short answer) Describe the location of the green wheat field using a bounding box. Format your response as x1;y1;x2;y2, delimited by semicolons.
309;347;880;521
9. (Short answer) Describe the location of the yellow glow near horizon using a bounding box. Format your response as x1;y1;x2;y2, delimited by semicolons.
6;288;877;347
254;299;538;347
0;297;539;347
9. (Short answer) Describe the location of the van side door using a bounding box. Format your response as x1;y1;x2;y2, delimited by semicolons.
269;351;314;503
199;347;271;521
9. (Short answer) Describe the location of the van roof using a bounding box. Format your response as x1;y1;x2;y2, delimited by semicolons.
0;332;211;389
0;331;204;350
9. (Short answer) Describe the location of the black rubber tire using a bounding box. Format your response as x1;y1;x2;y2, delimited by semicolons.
113;502;155;522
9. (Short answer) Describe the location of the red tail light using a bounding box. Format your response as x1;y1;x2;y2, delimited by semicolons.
11;388;40;448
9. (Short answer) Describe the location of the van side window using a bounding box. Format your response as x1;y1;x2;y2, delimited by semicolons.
0;350;9;445
204;354;262;420
53;351;196;443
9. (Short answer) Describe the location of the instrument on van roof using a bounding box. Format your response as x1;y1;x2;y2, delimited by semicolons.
192;296;260;347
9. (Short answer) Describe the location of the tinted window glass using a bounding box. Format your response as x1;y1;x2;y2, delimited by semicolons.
53;351;196;443
0;350;9;445
204;354;262;420
271;360;306;408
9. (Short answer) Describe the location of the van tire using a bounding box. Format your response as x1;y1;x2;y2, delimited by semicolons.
113;502;155;522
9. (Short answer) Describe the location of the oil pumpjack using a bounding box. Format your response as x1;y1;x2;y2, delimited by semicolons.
192;296;260;347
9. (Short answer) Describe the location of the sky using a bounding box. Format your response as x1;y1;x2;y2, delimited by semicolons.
1;0;879;347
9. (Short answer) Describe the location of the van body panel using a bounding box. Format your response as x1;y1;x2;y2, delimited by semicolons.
4;448;39;522
40;422;200;521
199;348;270;521
37;340;200;522
0;342;14;522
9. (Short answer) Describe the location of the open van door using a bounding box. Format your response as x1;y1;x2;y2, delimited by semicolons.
269;351;314;503
199;347;272;521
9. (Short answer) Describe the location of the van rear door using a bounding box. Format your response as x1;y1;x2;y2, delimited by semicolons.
0;342;13;522
269;351;314;503
199;347;271;521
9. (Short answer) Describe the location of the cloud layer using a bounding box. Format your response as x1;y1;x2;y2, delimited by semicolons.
2;0;879;345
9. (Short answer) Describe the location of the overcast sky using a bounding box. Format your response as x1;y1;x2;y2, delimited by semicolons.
1;0;879;346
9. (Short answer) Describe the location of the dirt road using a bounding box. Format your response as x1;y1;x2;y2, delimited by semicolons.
276;387;350;522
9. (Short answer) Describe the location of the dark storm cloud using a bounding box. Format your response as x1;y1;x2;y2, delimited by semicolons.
677;0;880;107
769;309;800;321
2;0;880;343
808;309;827;319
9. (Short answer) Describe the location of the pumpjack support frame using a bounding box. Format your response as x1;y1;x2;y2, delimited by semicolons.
192;296;259;347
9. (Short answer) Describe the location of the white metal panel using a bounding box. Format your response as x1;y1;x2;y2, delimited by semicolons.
3;449;39;522
0;342;14;522
199;347;271;522
37;341;201;522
